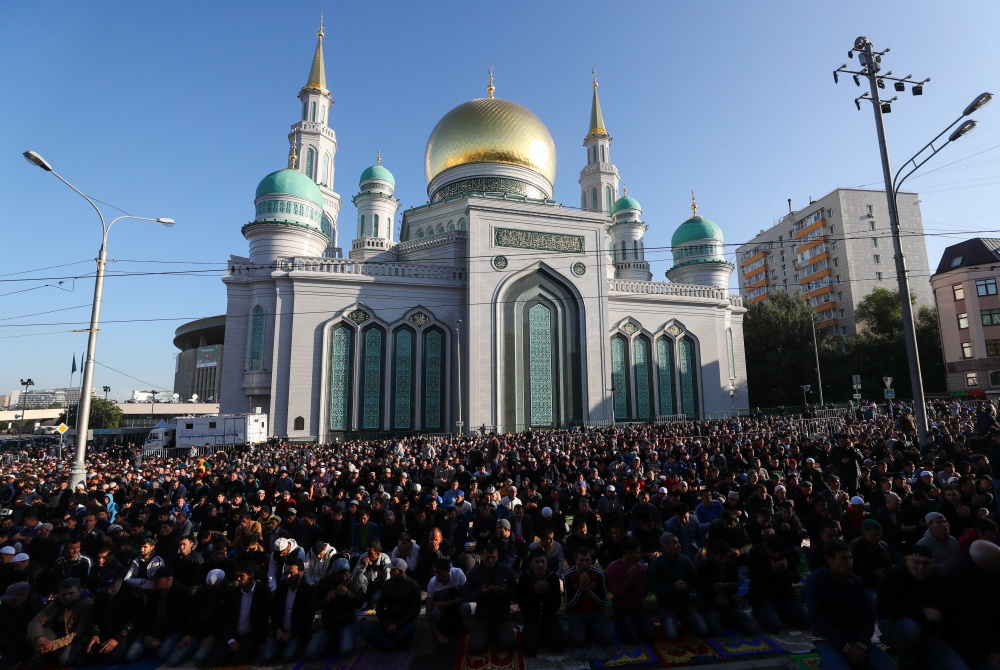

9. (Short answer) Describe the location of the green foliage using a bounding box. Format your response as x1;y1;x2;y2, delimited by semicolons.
65;397;123;429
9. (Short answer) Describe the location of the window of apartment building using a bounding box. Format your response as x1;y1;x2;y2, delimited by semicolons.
958;313;969;329
982;309;1000;326
876;272;884;281
794;274;799;283
828;225;835;235
873;254;881;264
991;371;1000;387
986;339;1000;356
967;372;980;387
871;238;879;248
839;309;846;319
962;342;974;359
831;241;838;251
835;275;841;284
780;250;785;261
977;278;998;296
833;258;839;268
837;291;844;301
869;221;876;231
840;326;848;336
953;284;965;301
867;205;874;215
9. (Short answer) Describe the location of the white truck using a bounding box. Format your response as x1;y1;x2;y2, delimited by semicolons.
143;413;268;453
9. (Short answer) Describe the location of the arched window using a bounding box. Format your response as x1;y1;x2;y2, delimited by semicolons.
310;102;316;122
605;186;612;214
361;325;385;430
321;154;329;186
656;337;676;416
293;416;305;431
679;336;699;417
610;241;616;262
634;240;639;259
320;106;325;124
249;305;265;372
621;240;628;260
438;226;444;235
591;188;598;212
600;145;606;162
635;336;653;421
417;230;424;239
306;148;315;180
581;191;587;210
427;227;434;236
373;214;379;237
423;328;444;430
447;223;455;231
392;327;415;430
458;218;467;230
360;214;365;235
329;325;353;431
592;145;598;164
302;101;308;121
611;335;630;421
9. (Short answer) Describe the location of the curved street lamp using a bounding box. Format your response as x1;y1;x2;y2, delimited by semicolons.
23;150;174;488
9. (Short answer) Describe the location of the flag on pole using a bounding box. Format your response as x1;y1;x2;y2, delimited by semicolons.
71;354;77;375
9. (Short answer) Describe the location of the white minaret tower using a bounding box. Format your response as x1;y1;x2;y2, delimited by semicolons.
288;19;342;256
350;151;400;261
578;71;620;215
608;188;652;281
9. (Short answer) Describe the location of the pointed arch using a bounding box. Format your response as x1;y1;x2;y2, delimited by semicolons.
310;101;317;122
591;187;598;212
328;324;353;431
373;214;379;237
656;336;676;416
727;328;736;380
605;185;612;214
321;154;330;186
392;326;416;430
360;324;386;430
423;326;445;430
306;148;316;179
248;305;265;372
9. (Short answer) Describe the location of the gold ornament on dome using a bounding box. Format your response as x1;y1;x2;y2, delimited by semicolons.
425;94;557;187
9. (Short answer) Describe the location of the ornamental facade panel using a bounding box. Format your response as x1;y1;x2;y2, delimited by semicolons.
679;337;698;417
424;330;443;430
611;336;628;420
494;228;585;254
528;304;554;426
393;329;413;430
329;326;352;431
635;337;651;421
657;337;676;416
361;327;383;430
249;305;265;372
432;177;546;202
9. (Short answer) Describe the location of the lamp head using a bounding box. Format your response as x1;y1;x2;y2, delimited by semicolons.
22;151;52;172
157;218;175;227
964;92;994;116
949;119;978;142
894;81;905;92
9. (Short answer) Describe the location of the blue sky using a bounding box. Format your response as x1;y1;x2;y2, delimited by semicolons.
2;1;999;398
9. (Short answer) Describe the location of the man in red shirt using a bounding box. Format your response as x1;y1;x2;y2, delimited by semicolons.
606;538;655;644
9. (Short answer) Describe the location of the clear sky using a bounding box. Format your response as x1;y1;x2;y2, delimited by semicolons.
2;1;999;398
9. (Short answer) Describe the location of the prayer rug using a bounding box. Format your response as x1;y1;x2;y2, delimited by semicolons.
591;641;657;668
454;634;524;670
789;652;821;669
522;655;588;670
704;633;782;659
356;645;417;670
648;636;719;667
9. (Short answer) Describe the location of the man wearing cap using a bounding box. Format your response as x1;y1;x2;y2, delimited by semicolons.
495;519;528;574
304;539;337;587
85;572;144;664
219;563;271;665
850;519;894;611
177;568;230;667
916;512;959;566
124;537;165;590
309;556;368;661
876;545;967;669
0;581;42;670
267;537;304;591
261;557;314;664
362;558;421;650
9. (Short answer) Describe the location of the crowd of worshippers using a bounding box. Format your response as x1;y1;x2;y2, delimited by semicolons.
1;398;1000;669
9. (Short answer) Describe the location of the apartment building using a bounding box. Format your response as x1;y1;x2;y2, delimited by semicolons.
931;238;1000;395
735;188;933;336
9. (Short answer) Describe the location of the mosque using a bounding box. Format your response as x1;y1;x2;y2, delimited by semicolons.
216;24;749;440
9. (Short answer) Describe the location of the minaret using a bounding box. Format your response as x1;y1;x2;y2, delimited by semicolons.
350;151;400;261
666;192;734;288
609;187;652;281
578;71;620;215
288;18;342;257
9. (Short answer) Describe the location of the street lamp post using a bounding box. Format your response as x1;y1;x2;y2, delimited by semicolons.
811;315;825;407
834;40;993;448
455;320;463;436
17;378;34;445
23;150;174;488
801;384;811;409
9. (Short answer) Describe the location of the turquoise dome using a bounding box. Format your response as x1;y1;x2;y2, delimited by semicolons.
611;195;642;214
672;215;724;247
360;164;395;186
255;169;324;209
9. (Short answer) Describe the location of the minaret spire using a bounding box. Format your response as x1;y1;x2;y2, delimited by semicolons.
289;143;298;170
587;68;608;139
487;67;495;98
302;17;328;95
691;190;698;217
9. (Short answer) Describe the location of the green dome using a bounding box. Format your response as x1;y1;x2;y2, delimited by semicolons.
611;195;642;214
671;215;724;247
255;169;324;208
360;164;395;186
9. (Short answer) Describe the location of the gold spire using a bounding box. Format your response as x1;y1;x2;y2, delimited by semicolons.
289;143;298;169
623;185;628;195
487;67;495;98
376;149;381;165
302;18;328;95
587;68;608;139
691;190;698;217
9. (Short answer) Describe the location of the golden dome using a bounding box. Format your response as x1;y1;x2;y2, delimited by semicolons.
425;97;557;187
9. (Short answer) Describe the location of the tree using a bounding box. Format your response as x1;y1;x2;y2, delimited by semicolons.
65;397;123;429
849;287;946;396
743;291;841;407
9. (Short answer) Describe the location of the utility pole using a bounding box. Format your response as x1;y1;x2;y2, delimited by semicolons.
834;38;931;447
811;315;825;407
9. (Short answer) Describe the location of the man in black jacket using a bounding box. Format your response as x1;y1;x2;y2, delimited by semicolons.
517;547;566;656
362;558;421;649
129;566;194;664
876;545;967;670
261;557;314;664
308;557;367;660
84;572;144;665
0;582;43;670
747;536;809;633
218;562;271;665
464;540;517;654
